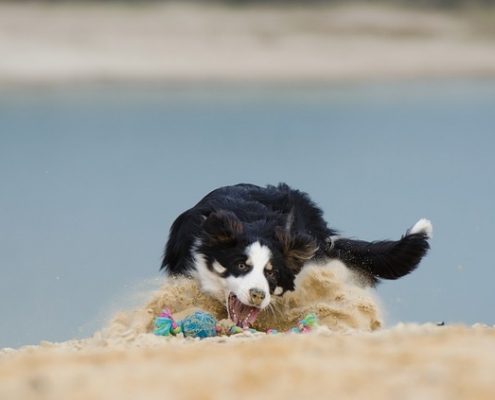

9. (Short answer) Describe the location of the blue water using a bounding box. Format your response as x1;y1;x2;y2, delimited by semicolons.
1;80;494;348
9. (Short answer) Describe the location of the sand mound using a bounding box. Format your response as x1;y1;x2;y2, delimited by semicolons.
104;261;382;341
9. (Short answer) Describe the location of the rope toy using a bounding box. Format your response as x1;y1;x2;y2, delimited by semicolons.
153;309;319;339
154;309;216;338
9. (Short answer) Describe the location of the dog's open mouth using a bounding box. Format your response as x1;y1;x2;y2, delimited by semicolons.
227;293;260;328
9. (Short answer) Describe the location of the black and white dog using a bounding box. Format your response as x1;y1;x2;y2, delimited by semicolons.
161;183;432;328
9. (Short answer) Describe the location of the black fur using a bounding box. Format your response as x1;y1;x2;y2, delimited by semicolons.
326;233;430;285
161;183;430;293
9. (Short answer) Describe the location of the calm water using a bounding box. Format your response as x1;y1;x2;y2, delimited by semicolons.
1;80;494;348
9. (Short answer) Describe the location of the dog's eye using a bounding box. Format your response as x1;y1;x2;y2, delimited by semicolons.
265;269;275;278
237;263;249;271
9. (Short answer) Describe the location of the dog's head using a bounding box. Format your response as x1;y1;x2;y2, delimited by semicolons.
194;210;317;327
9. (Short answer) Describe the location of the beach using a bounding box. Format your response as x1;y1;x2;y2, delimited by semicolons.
1;2;495;85
1;264;495;399
1;324;495;400
1;4;495;399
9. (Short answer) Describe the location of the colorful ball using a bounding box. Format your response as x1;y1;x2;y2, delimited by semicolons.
180;311;217;339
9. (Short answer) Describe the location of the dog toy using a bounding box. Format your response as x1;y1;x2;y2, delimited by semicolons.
216;319;244;336
153;309;181;336
180;311;217;338
267;313;318;334
153;309;217;339
154;309;319;339
292;312;318;333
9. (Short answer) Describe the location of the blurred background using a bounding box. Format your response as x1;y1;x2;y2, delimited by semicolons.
1;0;494;348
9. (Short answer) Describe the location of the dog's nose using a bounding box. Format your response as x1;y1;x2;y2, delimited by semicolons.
249;288;266;306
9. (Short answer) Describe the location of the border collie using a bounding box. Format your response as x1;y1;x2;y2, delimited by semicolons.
161;183;432;328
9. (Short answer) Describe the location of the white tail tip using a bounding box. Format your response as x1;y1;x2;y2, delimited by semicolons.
408;218;433;239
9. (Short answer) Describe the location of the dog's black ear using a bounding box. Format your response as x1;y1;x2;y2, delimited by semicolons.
203;210;243;245
275;227;318;273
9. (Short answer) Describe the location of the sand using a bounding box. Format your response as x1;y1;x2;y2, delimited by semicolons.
2;325;495;400
1;263;494;400
1;2;495;85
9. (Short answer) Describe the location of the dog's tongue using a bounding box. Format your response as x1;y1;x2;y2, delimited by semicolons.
228;293;260;328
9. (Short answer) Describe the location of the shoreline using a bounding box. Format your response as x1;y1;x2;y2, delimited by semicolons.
1;3;495;86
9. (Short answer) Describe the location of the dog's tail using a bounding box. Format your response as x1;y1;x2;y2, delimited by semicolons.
325;219;432;285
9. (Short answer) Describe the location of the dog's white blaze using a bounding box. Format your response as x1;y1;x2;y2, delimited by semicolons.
246;241;271;271
274;286;283;296
225;241;272;309
408;218;433;238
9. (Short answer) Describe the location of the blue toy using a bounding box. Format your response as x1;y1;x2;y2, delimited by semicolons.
180;311;217;338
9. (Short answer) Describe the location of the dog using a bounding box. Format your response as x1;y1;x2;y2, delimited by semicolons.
160;183;432;328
